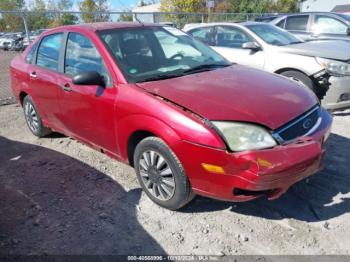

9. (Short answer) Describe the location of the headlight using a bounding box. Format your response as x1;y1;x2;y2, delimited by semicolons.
316;57;350;77
212;121;277;151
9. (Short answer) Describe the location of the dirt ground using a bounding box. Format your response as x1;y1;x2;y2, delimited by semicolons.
0;103;350;256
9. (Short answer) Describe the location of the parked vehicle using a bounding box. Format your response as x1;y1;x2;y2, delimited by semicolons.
23;29;48;49
184;22;350;110
10;23;332;210
0;33;18;50
255;15;279;22
270;12;350;41
10;37;25;52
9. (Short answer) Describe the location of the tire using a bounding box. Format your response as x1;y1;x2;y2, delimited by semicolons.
23;95;51;137
134;137;194;210
280;70;314;90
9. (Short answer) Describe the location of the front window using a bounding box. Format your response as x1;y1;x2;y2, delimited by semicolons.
313;15;348;34
65;32;112;86
247;24;303;46
99;26;230;83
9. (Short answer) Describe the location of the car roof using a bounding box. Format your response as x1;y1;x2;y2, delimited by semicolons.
52;22;163;32
183;21;267;31
277;11;346;17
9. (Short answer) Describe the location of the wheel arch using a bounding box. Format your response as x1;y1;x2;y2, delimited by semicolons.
127;130;156;167
274;67;309;76
19;91;28;106
118;115;181;167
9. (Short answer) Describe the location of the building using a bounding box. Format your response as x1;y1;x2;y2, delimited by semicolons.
301;0;350;15
132;3;161;23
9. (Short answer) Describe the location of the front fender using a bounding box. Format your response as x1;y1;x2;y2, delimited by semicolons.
117;114;182;161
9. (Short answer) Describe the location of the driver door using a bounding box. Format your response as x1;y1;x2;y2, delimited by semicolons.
211;26;265;70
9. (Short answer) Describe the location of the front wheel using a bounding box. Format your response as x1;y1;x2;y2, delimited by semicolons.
280;70;326;100
134;137;194;210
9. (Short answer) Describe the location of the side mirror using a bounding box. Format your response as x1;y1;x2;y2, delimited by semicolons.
347;26;350;35
72;71;105;86
242;42;261;50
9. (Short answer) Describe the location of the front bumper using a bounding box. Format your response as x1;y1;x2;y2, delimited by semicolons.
171;108;332;202
322;76;350;110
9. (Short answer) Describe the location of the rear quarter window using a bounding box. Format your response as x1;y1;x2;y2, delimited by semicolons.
25;42;38;64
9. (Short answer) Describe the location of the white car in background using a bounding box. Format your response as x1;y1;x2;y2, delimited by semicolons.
183;22;350;110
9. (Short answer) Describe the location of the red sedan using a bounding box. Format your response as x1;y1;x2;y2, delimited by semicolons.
10;23;332;210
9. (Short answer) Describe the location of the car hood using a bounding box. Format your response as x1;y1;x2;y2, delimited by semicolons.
136;65;318;130
278;40;350;61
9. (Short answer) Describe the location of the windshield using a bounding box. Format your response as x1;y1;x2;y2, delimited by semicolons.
246;24;303;46
99;26;230;83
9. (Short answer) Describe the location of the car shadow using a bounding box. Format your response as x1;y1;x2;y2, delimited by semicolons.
182;133;350;222
0;136;165;255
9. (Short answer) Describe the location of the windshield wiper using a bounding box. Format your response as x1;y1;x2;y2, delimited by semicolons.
289;41;303;45
136;72;185;83
183;63;230;74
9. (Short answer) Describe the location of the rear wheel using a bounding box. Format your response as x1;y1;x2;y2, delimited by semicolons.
134;137;194;210
23;95;51;137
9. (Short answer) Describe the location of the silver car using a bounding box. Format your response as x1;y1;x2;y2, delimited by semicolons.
184;22;350;110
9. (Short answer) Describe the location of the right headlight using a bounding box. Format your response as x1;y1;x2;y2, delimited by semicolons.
212;121;277;152
316;57;350;77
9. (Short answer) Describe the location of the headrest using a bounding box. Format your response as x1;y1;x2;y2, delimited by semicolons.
120;39;142;56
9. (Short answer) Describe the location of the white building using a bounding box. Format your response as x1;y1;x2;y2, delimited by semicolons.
132;3;161;23
301;0;350;14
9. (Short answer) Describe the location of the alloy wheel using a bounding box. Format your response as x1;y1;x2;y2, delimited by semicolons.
24;101;39;133
138;150;176;201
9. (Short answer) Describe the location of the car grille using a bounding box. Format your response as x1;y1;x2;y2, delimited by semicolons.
272;106;321;144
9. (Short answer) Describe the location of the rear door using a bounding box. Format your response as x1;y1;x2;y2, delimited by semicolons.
28;33;65;129
212;26;265;69
57;31;118;153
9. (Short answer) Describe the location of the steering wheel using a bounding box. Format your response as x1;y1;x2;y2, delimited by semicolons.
169;53;184;61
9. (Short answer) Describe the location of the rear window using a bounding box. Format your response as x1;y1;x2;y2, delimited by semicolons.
25;42;38;64
285;15;309;31
36;33;64;71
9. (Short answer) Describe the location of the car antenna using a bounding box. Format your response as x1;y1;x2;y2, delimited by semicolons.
134;14;144;26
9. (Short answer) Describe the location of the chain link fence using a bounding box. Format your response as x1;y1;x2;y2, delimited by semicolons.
0;10;279;105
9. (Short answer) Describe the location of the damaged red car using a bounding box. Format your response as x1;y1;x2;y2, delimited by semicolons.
10;23;332;210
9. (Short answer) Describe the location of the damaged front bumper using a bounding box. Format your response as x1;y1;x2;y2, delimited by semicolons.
171;108;332;202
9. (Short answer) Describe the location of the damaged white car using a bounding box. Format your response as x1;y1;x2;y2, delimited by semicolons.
184;22;350;110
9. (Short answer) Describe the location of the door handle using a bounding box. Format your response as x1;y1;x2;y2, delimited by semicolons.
61;83;72;92
29;72;37;79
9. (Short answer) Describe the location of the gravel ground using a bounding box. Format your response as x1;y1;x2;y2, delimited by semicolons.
0;51;17;105
0;103;350;256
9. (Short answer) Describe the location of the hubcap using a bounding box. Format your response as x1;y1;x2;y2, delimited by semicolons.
138;150;175;201
24;101;39;133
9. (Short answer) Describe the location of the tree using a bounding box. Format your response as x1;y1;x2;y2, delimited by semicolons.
273;0;299;13
48;0;78;28
27;0;51;30
160;0;205;13
0;0;25;32
79;0;110;23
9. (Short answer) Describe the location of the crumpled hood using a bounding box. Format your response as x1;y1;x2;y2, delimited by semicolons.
136;65;318;130
279;40;350;61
